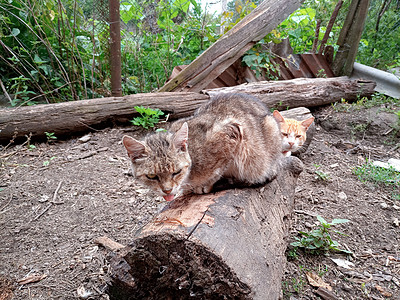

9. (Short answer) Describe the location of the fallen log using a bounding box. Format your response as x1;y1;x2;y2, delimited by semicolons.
106;156;303;300
205;77;376;109
0;92;208;144
0;77;374;143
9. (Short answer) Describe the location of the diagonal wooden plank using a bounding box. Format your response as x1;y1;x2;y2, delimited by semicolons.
158;0;302;93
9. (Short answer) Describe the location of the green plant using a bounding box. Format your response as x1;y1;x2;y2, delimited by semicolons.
313;164;330;181
287;247;299;260
354;161;400;200
43;156;56;167
45;132;57;142
291;215;351;254
131;106;165;129
282;276;306;296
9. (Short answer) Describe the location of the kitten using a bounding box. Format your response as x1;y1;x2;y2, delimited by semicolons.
122;93;283;201
272;110;314;157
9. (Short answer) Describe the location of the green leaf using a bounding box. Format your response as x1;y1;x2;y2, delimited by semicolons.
316;215;327;226
11;28;20;37
34;54;46;65
331;219;350;225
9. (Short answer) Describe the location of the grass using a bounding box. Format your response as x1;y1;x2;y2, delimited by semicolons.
354;161;400;200
332;93;400;112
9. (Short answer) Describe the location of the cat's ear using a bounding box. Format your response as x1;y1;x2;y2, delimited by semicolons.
173;122;188;152
272;110;285;123
301;117;315;131
122;135;147;161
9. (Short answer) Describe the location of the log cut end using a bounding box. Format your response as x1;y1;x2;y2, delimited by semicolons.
108;233;252;300
106;156;304;300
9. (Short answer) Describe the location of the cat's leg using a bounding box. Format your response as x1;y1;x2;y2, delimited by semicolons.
190;167;225;194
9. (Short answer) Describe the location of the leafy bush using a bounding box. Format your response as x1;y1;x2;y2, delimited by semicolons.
0;0;221;105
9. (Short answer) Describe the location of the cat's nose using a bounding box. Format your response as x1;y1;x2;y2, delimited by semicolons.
163;189;172;194
288;142;294;146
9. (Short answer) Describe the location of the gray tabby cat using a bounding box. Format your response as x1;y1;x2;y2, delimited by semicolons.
122;93;283;201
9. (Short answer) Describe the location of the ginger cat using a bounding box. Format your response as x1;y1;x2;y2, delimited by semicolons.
272;110;314;157
122;93;283;201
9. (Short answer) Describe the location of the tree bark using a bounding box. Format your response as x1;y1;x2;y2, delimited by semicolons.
107;156;303;300
205;77;376;109
0;77;375;143
158;0;302;92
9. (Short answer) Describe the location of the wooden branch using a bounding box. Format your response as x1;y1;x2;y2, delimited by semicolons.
94;236;125;252
158;0;302;92
318;0;343;54
0;77;375;143
106;156;304;299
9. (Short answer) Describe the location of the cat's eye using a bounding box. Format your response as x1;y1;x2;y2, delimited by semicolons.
172;170;182;177
146;174;158;180
282;133;288;137
296;135;302;138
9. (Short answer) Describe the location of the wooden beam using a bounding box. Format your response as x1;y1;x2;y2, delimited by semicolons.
158;0;302;92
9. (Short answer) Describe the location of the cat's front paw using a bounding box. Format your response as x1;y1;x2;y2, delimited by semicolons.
193;185;213;195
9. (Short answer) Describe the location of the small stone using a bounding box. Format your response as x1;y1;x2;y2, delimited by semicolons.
380;202;388;209
338;192;347;201
305;222;313;229
392;217;399;227
330;163;339;168
78;134;92;143
392;204;400;210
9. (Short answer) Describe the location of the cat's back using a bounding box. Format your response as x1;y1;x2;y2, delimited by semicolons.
189;93;283;184
195;93;270;120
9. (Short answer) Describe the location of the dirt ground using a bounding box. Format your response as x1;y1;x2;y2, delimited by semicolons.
0;100;399;299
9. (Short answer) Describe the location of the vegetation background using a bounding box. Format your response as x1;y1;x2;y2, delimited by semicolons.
0;0;399;106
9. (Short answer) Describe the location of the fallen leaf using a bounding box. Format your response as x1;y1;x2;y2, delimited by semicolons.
375;285;392;297
330;258;355;269
306;271;332;291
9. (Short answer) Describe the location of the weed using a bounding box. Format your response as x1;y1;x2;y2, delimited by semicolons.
291;277;306;293
316;264;328;277
130;106;165;129
45;132;57;143
331;98;352;112
43;156;56;167
291;215;351;254
357;93;400;110
27;144;36;151
316;69;327;78
313;164;330;181
287;248;299;260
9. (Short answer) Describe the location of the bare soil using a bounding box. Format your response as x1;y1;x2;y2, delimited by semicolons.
0;102;399;299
